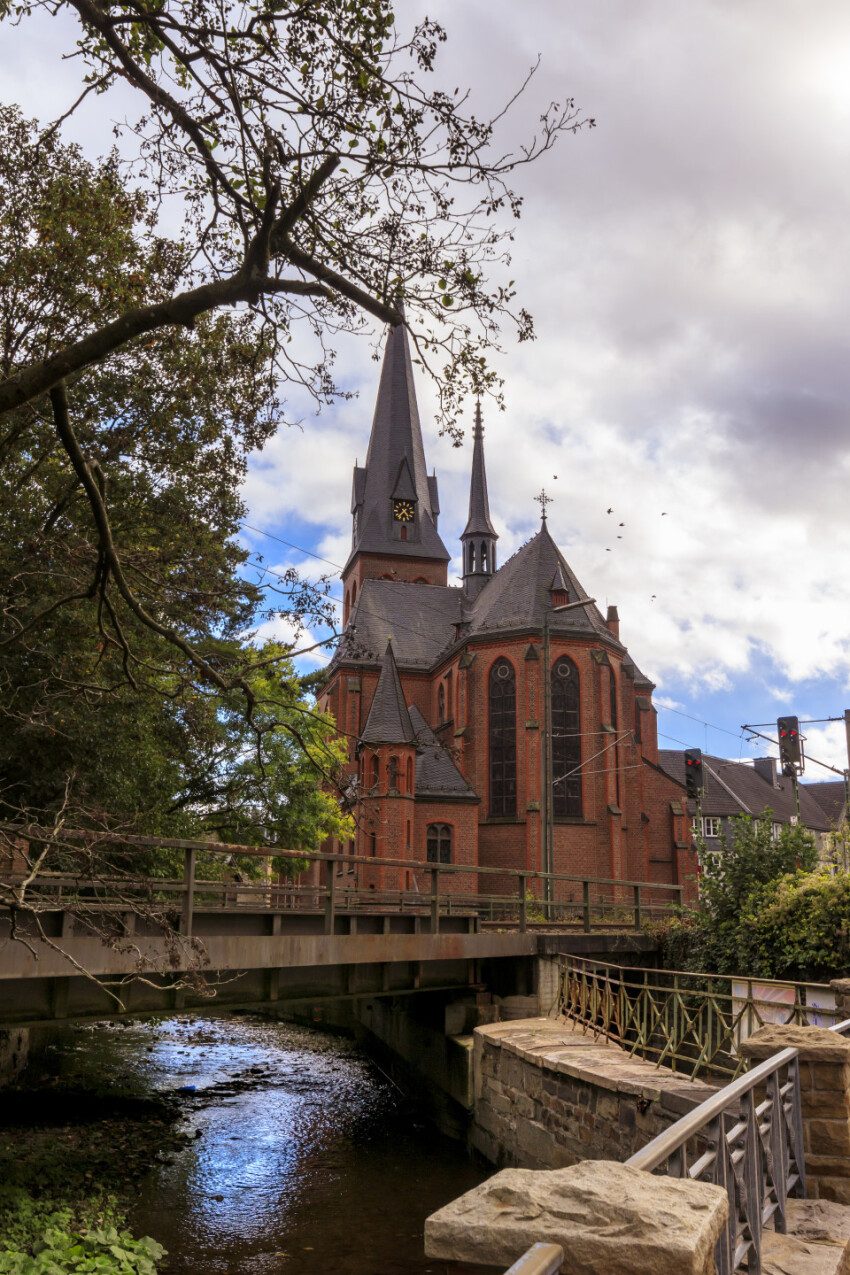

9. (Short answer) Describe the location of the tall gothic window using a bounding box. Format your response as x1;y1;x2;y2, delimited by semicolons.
438;683;445;722
551;656;582;817
427;823;453;863
489;658;517;816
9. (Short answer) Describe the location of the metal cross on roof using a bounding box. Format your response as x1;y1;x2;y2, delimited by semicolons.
535;488;553;521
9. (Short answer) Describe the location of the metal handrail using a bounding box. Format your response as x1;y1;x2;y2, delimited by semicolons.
503;1243;564;1274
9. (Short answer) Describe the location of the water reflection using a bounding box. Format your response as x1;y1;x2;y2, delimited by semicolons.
57;1015;491;1275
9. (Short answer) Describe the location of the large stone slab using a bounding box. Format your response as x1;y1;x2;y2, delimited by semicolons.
761;1230;848;1275
740;1025;850;1064
424;1161;727;1275
788;1198;850;1247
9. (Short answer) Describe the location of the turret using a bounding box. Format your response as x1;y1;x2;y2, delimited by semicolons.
461;402;498;598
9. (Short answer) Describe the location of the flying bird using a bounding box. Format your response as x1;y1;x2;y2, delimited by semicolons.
607;507;613;514
661;512;668;517
651;594;656;601
618;522;624;527
617;535;623;539
606;548;612;552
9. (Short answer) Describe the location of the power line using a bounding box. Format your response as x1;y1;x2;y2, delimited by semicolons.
657;702;745;741
242;522;345;571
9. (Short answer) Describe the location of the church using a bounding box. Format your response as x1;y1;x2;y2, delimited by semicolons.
318;320;696;907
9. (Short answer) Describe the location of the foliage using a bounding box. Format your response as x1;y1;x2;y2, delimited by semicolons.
0;106;348;849
0;1217;164;1275
736;869;850;982
0;0;592;427
647;810;820;979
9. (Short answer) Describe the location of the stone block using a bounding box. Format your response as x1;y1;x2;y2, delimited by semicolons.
806;1155;850;1180
808;1119;850;1157
740;1026;850;1066
424;1161;728;1275
818;1179;850;1207
516;1119;557;1166
760;1229;848;1275
787;1197;850;1246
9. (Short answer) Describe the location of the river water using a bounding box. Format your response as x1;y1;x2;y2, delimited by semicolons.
36;1014;495;1275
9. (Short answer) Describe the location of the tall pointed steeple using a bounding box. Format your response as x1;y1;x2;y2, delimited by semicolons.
345;320;449;582
461;401;498;597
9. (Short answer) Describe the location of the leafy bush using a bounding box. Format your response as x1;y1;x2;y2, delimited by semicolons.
647;810;825;978
0;1217;164;1275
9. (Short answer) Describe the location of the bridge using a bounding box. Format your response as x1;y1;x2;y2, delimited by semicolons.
0;831;678;1025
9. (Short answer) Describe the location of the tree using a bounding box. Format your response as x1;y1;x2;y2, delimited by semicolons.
0;1;590;424
649;810;819;977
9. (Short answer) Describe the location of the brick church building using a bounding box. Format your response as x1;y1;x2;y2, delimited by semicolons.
318;320;696;906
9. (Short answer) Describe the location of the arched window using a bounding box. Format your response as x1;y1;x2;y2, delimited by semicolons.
426;823;453;863
438;683;445;722
369;832;377;857
481;541;488;572
489;658;517;816
468;543;476;573
343;590;350;625
389;755;398;790
351;581;357;606
406;756;414;792
370;754;380;788
551;656;582;817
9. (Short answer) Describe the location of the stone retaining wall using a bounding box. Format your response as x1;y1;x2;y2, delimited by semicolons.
471;1018;715;1169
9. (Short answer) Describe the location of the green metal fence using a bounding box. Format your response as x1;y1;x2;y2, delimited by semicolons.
558;954;840;1080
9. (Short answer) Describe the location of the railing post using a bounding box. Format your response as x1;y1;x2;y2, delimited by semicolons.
431;867;440;935
633;884;641;931
583;879;591;933
518;874;527;933
182;846;196;938
324;857;336;935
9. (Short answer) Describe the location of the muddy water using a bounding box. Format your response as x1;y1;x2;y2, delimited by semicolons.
40;1015;495;1274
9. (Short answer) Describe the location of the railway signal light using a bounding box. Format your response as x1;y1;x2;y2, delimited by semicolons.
777;716;802;769
684;748;704;799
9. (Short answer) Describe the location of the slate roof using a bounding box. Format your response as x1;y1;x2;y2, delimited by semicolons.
344;321;449;570
464;522;614;642
461;403;497;539
657;750;831;830
803;780;847;827
360;641;416;744
408;706;478;800
334;580;461;670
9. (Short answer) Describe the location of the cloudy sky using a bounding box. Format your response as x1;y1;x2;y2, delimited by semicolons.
4;0;850;777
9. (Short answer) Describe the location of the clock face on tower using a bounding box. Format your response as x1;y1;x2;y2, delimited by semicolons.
393;499;415;523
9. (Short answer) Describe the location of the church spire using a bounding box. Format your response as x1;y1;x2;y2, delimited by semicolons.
461;400;498;597
345;319;449;581
360;640;416;745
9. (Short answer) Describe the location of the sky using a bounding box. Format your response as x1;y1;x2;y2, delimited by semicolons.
3;0;850;780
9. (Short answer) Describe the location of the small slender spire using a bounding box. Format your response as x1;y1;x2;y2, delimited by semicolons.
461;400;498;597
360;640;416;745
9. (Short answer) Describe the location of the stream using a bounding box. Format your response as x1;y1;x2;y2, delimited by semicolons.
22;1014;494;1274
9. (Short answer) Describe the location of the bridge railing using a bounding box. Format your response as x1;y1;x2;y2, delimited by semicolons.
0;826;683;938
558;954;841;1080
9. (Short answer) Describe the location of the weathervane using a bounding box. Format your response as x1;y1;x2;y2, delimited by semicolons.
535;488;553;522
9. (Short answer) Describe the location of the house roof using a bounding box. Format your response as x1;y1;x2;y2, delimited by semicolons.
344;321;449;570
656;750;831;830
408;706;478;800
803;780;847;827
359;641;416;744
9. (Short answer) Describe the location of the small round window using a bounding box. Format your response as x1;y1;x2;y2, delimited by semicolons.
556;661;573;678
496;663;511;679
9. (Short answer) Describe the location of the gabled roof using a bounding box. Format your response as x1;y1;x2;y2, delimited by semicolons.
464;522;613;641
408;706;478;800
345;321;449;569
657;750;831;830
360;641;416;744
462;402;497;540
334;580;461;670
803;780;847;827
